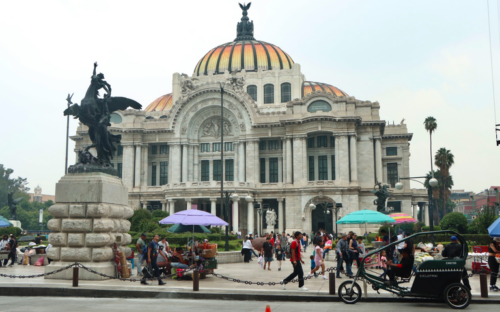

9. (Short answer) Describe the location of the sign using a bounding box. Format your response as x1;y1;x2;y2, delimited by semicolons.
39;209;43;223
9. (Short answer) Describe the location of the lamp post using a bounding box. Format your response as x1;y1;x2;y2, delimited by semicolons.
219;81;229;251
396;176;438;244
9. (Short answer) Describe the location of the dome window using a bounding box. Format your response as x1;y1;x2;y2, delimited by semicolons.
110;113;122;124
145;116;155;120
264;84;274;104
308;100;332;113
281;83;291;103
247;85;257;101
159;115;168;119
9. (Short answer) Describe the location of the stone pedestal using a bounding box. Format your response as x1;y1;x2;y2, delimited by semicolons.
44;172;133;280
267;226;275;235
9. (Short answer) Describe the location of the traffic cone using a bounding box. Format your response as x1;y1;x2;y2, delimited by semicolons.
265;305;271;312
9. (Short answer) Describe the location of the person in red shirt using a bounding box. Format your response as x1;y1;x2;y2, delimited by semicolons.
281;231;308;291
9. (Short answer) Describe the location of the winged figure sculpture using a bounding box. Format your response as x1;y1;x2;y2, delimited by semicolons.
64;63;142;167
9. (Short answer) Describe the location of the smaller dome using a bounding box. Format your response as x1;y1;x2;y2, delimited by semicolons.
302;81;348;98
145;94;173;112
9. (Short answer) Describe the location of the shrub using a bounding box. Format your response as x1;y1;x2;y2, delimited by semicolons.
439;212;468;233
398;223;417;235
0;226;22;237
151;210;168;219
378;225;391;236
210;227;221;234
413;222;425;232
129;209;152;232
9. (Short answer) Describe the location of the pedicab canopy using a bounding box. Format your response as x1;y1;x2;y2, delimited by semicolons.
336;209;395;224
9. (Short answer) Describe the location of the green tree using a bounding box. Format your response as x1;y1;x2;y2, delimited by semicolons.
423;117;437;227
435;148;454;218
0;164;30;208
468;206;499;234
0;198;53;230
439;212;468;233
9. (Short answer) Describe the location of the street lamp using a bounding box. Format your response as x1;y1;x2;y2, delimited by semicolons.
396;176;438;244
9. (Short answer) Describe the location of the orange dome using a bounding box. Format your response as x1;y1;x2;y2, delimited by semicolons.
144;94;173;112
302;81;348;98
193;41;294;76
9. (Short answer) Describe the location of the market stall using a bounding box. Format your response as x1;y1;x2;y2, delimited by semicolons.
159;209;228;278
336;210;395;269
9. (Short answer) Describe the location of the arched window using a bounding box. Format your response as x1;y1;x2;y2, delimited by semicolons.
264;84;274;104
307;100;332;113
281;83;291;103
247;85;257;101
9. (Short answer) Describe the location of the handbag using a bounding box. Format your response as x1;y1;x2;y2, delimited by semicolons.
142;263;154;279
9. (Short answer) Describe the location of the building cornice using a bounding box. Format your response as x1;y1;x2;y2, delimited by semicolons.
382;133;413;141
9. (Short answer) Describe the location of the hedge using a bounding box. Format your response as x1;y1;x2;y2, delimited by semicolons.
129;231;238;247
365;232;491;246
0;227;22;237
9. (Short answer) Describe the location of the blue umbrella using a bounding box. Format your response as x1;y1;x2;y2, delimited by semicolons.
0;220;10;228
487;217;500;237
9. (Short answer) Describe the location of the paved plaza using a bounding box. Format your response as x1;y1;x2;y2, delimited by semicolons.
0;248;498;301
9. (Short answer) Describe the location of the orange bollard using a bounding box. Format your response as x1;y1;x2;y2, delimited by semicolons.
265;305;271;312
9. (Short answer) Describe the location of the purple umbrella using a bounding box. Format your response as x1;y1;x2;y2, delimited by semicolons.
159;209;228;226
159;210;228;258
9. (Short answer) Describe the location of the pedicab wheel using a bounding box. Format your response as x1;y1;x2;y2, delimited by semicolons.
338;280;362;304
443;283;471;309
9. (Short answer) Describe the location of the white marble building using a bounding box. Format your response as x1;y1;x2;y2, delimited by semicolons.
72;7;429;235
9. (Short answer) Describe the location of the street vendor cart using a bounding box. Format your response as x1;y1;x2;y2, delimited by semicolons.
339;231;471;309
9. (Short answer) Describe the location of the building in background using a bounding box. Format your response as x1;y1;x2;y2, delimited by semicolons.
71;5;428;235
28;185;55;204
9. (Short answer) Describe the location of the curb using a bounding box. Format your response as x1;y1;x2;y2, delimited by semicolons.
0;286;499;304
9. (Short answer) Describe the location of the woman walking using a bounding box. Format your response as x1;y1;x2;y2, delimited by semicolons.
488;237;500;291
349;233;361;269
242;236;253;263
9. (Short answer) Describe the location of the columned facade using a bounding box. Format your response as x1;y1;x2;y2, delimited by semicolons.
71;6;425;236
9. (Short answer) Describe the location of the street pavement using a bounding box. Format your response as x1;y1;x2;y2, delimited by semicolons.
1;297;498;312
0;247;497;299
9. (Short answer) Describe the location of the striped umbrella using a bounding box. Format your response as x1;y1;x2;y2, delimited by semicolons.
389;213;417;224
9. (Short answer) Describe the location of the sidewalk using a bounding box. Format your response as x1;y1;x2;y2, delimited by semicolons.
0;248;499;303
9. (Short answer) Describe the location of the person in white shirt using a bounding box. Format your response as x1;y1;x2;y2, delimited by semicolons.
0;235;8;267
396;229;405;263
242;236;254;263
158;237;171;253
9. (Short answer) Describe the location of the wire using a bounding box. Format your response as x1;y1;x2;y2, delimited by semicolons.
487;0;498;135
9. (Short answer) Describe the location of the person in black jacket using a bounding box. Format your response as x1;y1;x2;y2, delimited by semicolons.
442;236;470;290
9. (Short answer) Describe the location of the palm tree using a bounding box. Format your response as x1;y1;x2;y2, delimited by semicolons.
435;148;454;218
424;117;437;228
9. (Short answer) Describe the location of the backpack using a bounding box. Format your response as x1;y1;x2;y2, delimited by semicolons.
283;242;292;259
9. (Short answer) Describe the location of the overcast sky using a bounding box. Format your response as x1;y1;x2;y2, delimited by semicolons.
1;0;500;195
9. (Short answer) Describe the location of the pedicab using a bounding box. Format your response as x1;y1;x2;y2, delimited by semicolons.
338;231;471;309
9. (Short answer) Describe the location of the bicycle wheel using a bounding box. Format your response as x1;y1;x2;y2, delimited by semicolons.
338;280;362;304
443;283;471;309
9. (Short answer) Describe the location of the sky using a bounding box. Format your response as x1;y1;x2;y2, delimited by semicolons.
1;0;500;195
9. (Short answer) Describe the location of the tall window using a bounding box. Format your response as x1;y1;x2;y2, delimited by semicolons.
151;162;157;186
281;83;291;102
259;141;267;150
307;137;315;148
117;163;122;179
213;160;222;181
309;156;315;181
117;145;123;156
213;143;221;152
151;145;158;155
247;85;257;101
387;163;398;187
201;143;210;152
386;147;397;156
268;140;279;150
225;159;234;181
224;142;233;151
201;160;209;181
317;136;327;148
160;145;169;154
264;84;274;104
330;136;335;148
260;158;266;183
318;155;328;180
269;158;278;182
331;155;336;180
160;161;168;185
